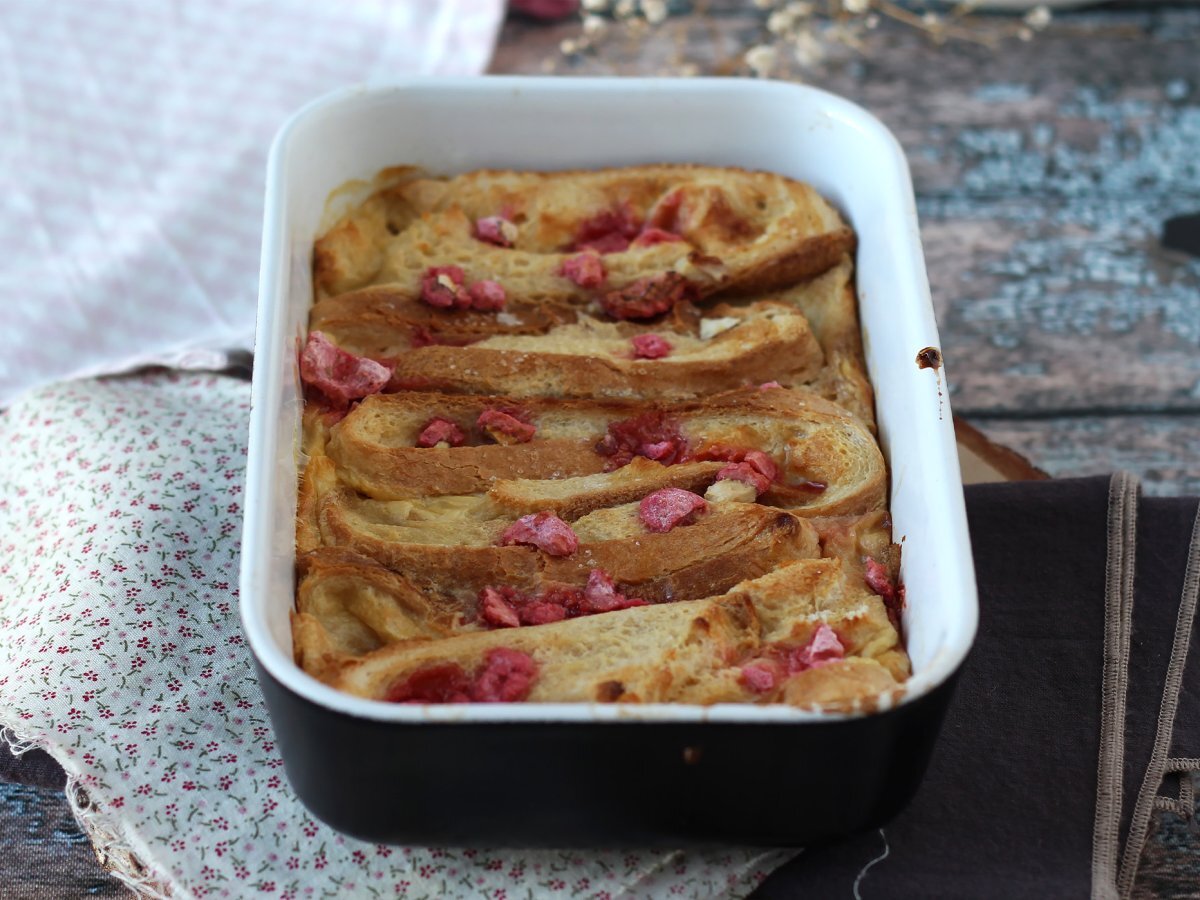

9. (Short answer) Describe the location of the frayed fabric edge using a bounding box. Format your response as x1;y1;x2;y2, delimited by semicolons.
0;726;42;758
0;724;180;899
609;847;799;900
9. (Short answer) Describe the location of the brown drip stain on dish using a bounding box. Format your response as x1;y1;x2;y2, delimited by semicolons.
916;346;944;420
915;347;942;370
596;680;626;702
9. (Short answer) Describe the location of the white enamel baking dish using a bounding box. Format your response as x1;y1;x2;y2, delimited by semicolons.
240;77;978;845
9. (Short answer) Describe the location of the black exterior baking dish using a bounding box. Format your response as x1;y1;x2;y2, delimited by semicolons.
241;77;978;846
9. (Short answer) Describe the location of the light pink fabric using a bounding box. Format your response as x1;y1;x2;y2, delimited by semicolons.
0;0;505;407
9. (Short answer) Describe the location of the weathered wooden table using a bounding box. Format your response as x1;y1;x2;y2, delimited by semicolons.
4;3;1197;895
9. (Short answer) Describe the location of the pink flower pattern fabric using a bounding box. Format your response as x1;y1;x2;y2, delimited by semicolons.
0;372;793;898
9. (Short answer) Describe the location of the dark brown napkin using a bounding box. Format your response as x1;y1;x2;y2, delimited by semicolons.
0;747;65;791
753;475;1200;899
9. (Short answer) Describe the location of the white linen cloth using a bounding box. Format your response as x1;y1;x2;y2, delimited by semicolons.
0;0;503;407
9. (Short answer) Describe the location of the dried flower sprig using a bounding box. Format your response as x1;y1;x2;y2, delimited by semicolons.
741;0;1055;76
554;0;1054;77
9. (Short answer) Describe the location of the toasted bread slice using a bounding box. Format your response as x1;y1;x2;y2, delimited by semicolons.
295;491;823;669
485;457;726;519
298;453;729;551
312;259;870;422
299;558;903;711
383;302;823;400
317;386;885;516
312;165;854;301
313;481;821;604
296;548;456;653
768;258;875;428
313;290;824;401
308;282;690;355
321;394;613;500
308;283;573;355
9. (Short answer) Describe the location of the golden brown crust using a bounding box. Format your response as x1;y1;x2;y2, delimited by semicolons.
321;559;902;709
315;488;820;606
297;548;459;645
294;163;906;711
382;304;825;401
319;386;885;516
771;259;875;429
313;164;856;303
486;458;726;519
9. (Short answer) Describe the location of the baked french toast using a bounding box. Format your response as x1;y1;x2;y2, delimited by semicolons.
293;164;908;711
312;165;855;301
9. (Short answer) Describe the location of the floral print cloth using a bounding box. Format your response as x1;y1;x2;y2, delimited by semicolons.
0;372;793;899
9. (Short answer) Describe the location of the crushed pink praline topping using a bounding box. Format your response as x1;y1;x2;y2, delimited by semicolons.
716;463;771;495
864;556;904;629
416;417;466;448
631;334;672;360
739;661;780;694
737;625;846;696
420;266;506;312
474;215;515;248
784;624;845;673
479;587;521;629
595;411;688;470
578;569;646;614
559;252;607;289
706;448;778;497
694;445;778;496
384;662;472;704
467;279;506;311
638;488;707;533
518;600;570;626
477;409;536;444
631;227;685;248
569;205;642;254
864;557;896;603
498;512;579;557
298;331;391;407
385;649;538;704
742;450;778;480
420;265;470;309
471;648;538;702
476;570;644;630
600;272;694;321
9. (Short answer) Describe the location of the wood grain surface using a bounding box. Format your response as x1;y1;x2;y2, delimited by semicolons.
4;3;1198;897
494;2;1200;497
